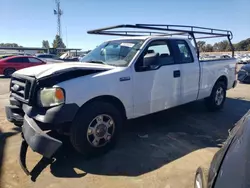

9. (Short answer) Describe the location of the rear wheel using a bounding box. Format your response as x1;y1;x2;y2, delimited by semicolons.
70;101;123;158
4;68;16;77
205;81;226;111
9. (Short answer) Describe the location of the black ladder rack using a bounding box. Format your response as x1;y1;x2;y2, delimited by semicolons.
87;24;234;58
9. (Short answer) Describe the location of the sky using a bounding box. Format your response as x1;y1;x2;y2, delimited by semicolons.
0;0;249;50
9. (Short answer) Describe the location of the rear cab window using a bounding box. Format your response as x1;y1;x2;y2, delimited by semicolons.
171;39;194;64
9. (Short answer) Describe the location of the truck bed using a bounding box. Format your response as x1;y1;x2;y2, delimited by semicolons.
198;58;237;99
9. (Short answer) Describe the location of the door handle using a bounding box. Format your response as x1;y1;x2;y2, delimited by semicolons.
173;70;181;78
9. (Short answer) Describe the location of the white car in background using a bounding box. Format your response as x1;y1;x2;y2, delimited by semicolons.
240;55;250;64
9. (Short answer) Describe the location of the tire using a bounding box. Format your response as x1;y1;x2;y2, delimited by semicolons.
4;68;16;77
194;167;209;188
205;81;226;111
70;101;123;158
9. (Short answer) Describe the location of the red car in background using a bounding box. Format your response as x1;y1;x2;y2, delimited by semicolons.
0;56;46;77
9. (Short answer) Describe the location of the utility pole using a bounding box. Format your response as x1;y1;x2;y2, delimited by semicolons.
65;26;68;47
54;0;63;38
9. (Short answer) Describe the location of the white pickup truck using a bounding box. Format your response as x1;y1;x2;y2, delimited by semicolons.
5;24;237;174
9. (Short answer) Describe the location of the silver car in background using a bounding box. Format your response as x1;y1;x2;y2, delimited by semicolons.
35;54;64;64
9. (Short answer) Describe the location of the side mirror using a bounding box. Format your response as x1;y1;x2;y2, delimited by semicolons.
143;53;159;67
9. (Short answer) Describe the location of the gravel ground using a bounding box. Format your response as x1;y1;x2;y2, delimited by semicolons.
0;77;249;188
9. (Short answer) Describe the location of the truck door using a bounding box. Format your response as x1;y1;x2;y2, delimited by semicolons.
132;39;181;117
171;39;200;104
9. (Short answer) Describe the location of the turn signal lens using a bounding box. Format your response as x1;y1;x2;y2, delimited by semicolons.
55;88;64;101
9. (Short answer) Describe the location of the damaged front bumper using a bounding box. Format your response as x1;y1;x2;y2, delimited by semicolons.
5;100;79;175
19;115;62;175
22;115;62;158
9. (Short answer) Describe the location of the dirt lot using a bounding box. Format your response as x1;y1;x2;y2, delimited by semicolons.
0;77;250;188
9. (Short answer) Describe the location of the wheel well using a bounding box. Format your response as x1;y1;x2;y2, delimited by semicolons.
216;75;228;88
82;95;127;120
4;67;15;74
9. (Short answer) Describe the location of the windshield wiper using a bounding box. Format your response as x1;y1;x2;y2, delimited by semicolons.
85;60;106;65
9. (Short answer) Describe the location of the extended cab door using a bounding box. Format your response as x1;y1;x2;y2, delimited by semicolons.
132;39;181;117
171;39;200;104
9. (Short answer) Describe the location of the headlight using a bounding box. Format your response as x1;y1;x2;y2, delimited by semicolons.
37;87;65;107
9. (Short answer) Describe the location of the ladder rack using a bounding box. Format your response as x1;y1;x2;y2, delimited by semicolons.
87;24;234;58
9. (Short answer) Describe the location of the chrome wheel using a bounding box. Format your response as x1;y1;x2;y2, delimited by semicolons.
215;87;224;106
87;114;115;147
195;174;202;188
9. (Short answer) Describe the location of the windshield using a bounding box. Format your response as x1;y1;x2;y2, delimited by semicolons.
80;39;144;66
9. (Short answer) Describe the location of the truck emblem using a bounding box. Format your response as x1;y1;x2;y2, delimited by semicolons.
13;84;20;91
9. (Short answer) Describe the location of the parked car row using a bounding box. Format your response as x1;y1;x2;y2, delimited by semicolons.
0;55;46;77
0;54;16;59
200;53;250;64
200;54;231;61
35;53;79;64
0;53;82;77
235;54;250;64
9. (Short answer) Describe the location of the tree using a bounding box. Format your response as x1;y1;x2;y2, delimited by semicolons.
212;40;230;52
197;41;206;52
235;38;250;51
204;44;213;52
52;35;66;48
0;43;22;47
42;40;50;49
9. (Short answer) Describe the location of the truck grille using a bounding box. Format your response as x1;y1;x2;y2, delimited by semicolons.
10;75;36;103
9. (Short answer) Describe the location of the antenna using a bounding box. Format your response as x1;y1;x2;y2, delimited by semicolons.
54;0;63;38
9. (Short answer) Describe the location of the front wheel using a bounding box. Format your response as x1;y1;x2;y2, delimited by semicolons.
205;81;226;111
70;101;123;158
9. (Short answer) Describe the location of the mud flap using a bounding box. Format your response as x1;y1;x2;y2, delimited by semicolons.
19;139;30;175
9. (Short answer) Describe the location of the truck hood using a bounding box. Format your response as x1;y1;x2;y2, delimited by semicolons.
14;62;115;79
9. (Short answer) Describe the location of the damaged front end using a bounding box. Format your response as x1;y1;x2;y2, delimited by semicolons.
5;74;63;175
5;72;79;175
6;65;111;175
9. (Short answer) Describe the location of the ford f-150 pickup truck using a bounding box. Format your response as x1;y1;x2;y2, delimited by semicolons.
5;24;237;174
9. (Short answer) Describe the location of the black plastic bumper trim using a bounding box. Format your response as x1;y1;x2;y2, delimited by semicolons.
232;80;237;88
22;115;62;158
22;103;79;125
19;140;30;175
5;105;24;126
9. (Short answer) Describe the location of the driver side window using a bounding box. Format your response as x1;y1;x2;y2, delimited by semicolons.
135;40;174;71
147;41;174;66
